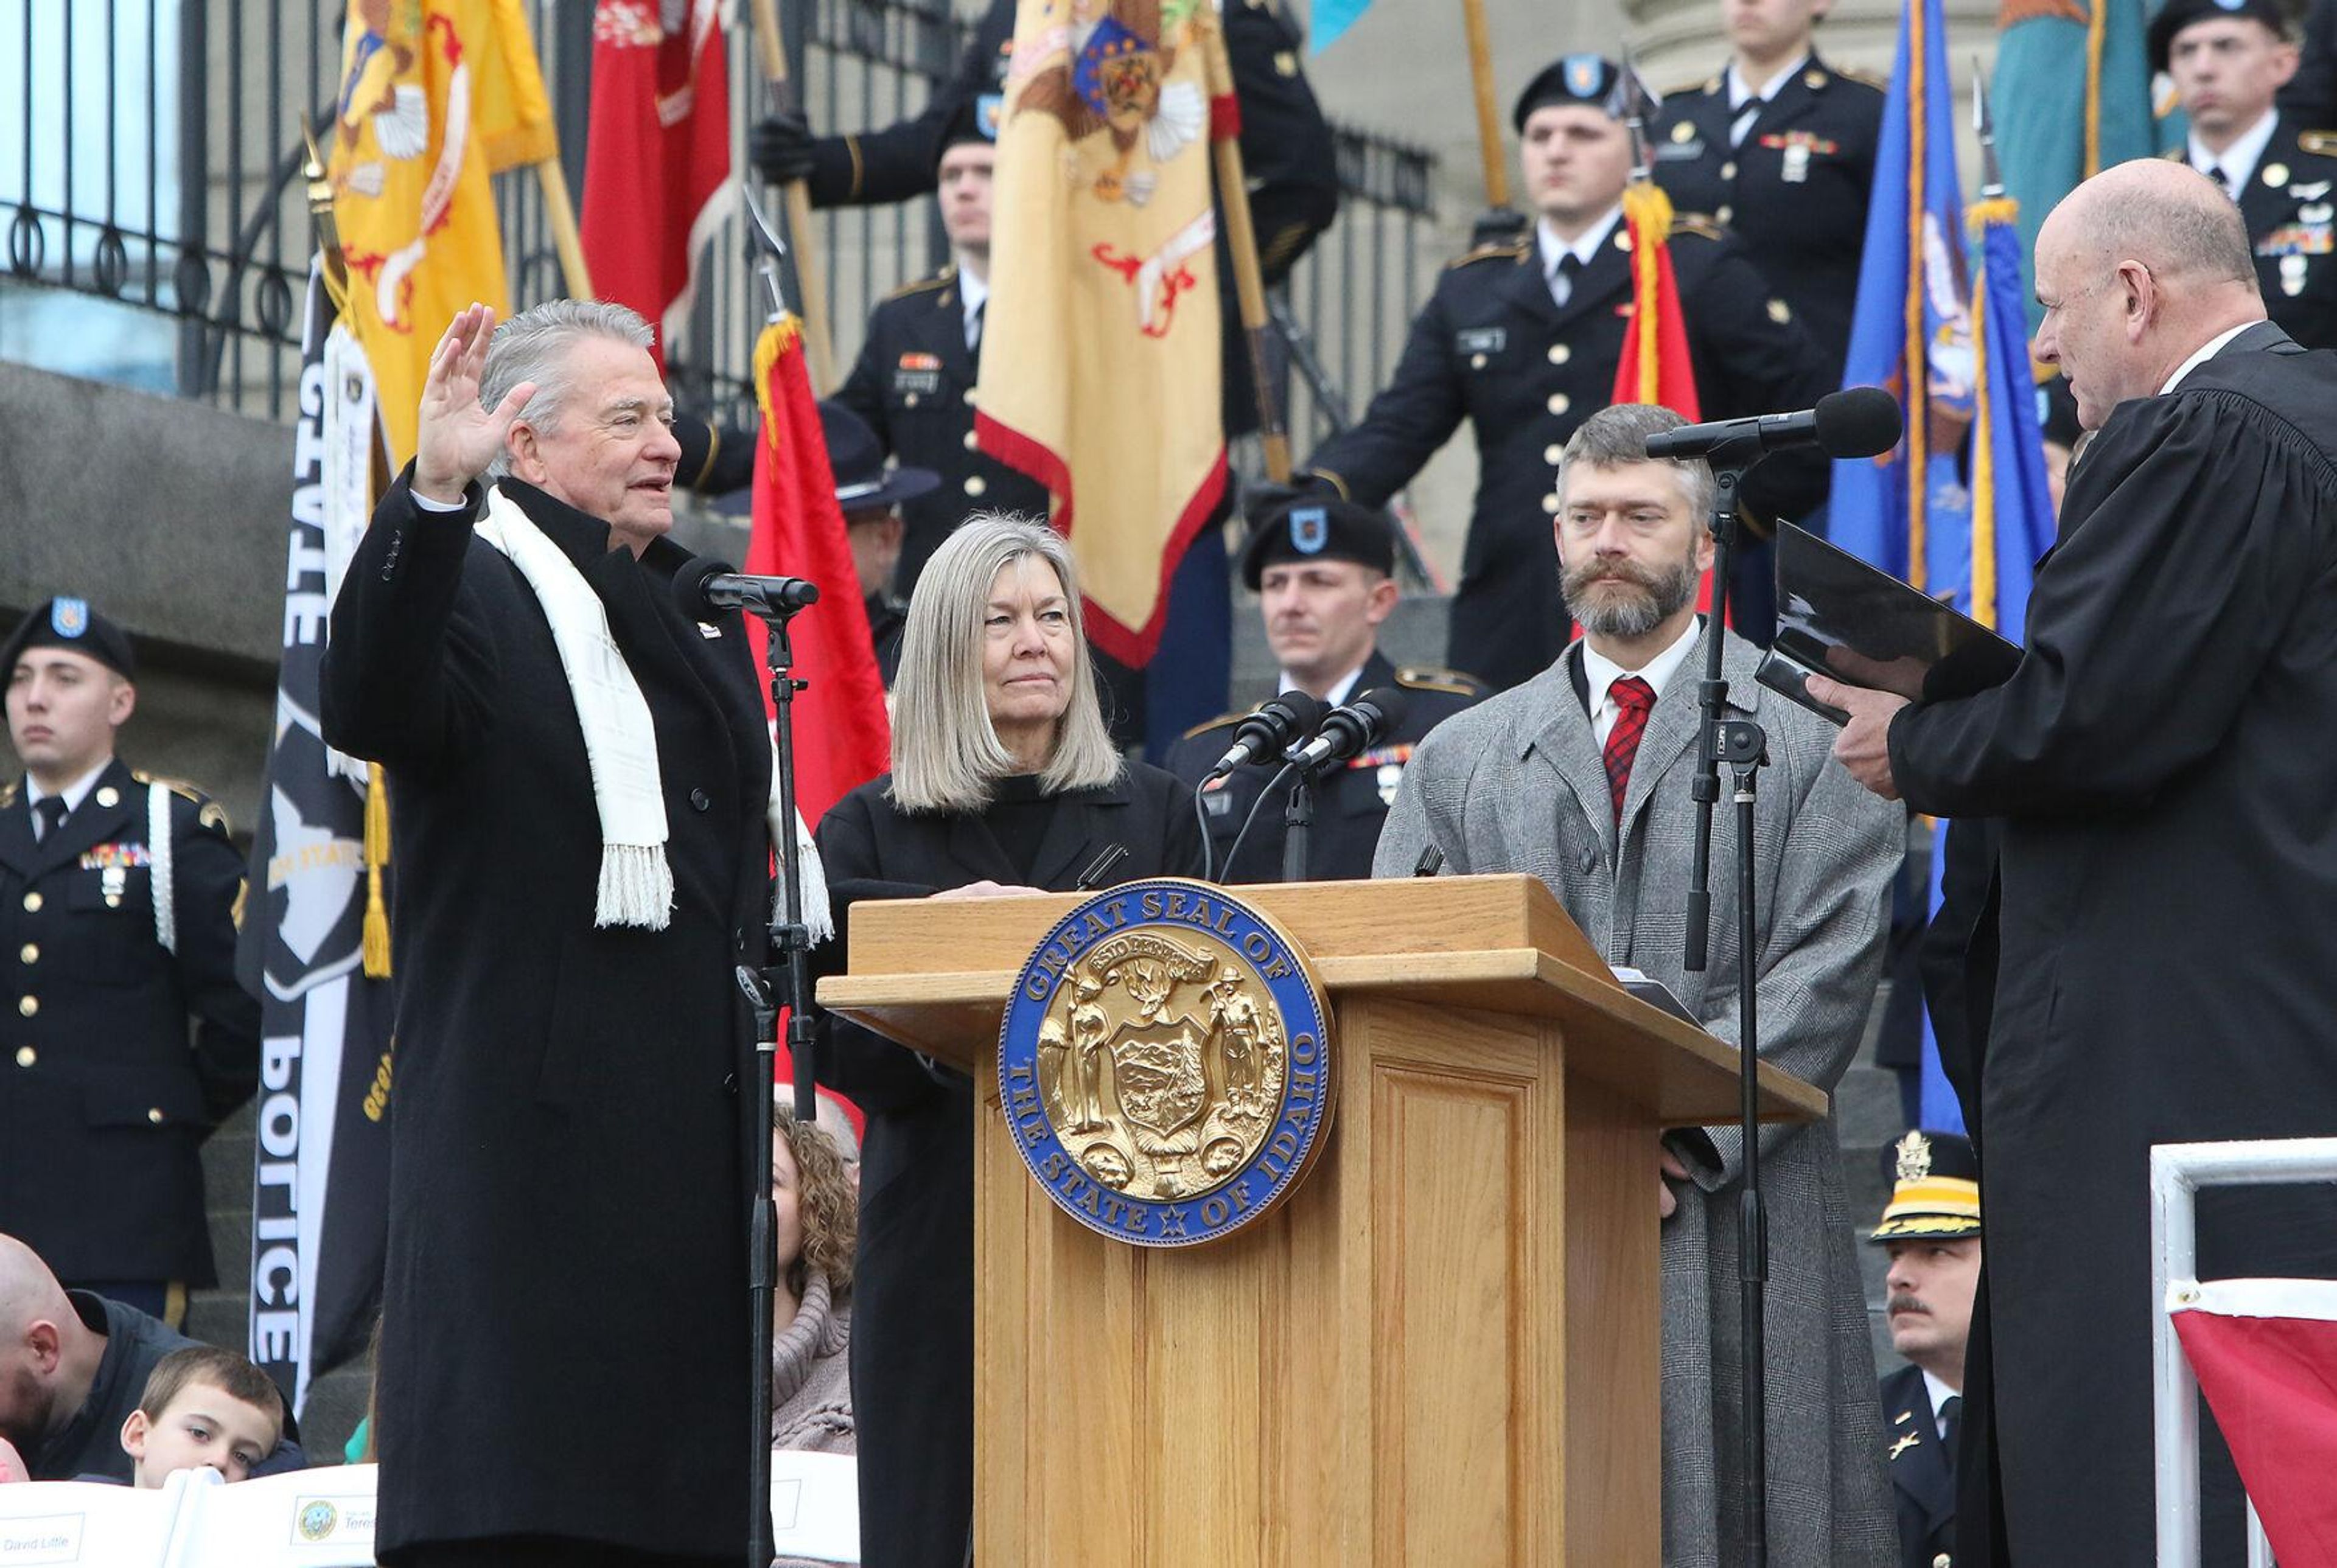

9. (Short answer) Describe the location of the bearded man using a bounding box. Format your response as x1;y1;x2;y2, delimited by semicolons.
1374;401;1903;1568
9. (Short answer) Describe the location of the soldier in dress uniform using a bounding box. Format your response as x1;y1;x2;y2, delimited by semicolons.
1871;1129;1982;1568
1292;54;1836;693
2157;0;2337;350
1162;497;1486;881
830;99;1049;604
0;599;258;1326
820;400;941;686
751;0;1339;299
1649;0;1884;376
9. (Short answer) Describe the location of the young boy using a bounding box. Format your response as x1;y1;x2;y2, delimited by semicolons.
117;1345;284;1486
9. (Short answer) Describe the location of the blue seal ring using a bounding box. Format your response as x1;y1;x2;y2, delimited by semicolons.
997;877;1335;1247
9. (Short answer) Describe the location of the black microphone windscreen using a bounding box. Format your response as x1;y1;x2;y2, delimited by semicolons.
1814;387;1903;459
673;556;736;618
1266;690;1327;734
1355;686;1407;734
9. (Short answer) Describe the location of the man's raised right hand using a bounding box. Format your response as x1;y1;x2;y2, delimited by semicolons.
413;303;536;507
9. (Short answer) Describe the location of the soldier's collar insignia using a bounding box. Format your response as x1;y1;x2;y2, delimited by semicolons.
998;879;1335;1247
1290;506;1329;554
51;598;89;639
1888;1432;1921;1461
1895;1129;1934;1183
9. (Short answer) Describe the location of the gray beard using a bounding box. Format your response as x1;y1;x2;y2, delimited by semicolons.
1561;552;1700;640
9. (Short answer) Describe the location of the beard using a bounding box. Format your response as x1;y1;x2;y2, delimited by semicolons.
1560;547;1702;640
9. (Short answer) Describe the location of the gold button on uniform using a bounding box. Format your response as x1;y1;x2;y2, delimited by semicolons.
1717;204;1734;225
1547;343;1571;365
1541;493;1561;514
20;893;39;913
17;996;35;1018
17;944;34;964
1719;161;1737;181
13;1047;32;1068
904;392;920;408
1545;443;1563;464
964;476;987;497
1470;353;1487;369
1547;392;1571;416
95;786;120;807
146;1108;164;1124
962;388;977;406
1932;1555;1951;1568
962;430;980;451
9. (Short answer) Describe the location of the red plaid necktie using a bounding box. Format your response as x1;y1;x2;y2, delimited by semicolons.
1603;676;1657;821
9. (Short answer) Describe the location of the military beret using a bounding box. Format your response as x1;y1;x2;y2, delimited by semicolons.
1240;497;1398;590
1;596;136;681
1869;1129;1981;1242
1512;54;1629;132
2148;0;2291;72
934;88;1004;173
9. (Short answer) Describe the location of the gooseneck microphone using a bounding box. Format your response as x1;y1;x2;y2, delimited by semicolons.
673;556;820;619
1287;688;1407;777
1204;691;1327;781
1641;386;1904;462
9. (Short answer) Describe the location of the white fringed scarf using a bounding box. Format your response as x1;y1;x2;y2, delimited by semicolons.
478;486;831;942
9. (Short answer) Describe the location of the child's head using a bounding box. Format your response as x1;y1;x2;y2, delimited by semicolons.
119;1347;284;1487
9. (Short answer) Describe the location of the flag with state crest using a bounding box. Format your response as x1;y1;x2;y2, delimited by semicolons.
328;0;554;464
237;265;398;1416
974;0;1231;665
581;0;733;361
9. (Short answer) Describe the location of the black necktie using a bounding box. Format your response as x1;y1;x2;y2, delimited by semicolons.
2207;164;2232;195
1549;252;1584;307
968;300;984;353
1939;1395;1961;1472
1730;97;1766;148
32;797;67;843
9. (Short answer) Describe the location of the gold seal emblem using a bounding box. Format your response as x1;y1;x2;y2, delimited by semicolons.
1893;1129;1934;1184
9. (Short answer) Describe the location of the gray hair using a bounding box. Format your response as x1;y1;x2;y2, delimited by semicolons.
1555;403;1718;518
888;514;1122;815
478;299;657;480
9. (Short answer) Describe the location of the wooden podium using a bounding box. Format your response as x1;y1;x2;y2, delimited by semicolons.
818;874;1824;1566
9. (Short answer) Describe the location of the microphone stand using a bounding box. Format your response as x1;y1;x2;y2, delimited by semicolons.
1680;447;1773;1567
1279;769;1316;884
734;595;818;1568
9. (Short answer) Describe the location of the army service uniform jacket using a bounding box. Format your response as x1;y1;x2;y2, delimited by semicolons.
0;758;259;1287
1302;218;1836;692
2227;118;2337;352
1160;652;1487;882
1650;54;1885;375
1879;1363;1958;1568
833;268;1053;599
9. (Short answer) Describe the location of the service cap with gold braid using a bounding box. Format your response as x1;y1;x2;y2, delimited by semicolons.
1868;1129;1981;1242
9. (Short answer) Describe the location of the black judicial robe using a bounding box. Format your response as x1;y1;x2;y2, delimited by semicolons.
811;765;1200;1568
1887;322;2337;1566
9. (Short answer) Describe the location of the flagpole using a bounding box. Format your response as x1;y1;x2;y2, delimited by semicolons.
1198;6;1292;482
1459;0;1515;214
750;0;837;392
533;155;595;299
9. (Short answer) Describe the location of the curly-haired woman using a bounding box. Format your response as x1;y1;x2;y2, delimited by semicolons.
769;1107;857;1455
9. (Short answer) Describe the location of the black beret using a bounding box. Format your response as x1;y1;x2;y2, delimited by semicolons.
2149;0;2291;72
1239;497;1398;590
1;597;136;681
1512;54;1628;133
1868;1129;1982;1242
934;89;1003;173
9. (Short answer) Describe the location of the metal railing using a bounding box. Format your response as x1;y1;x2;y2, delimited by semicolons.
0;0;1436;446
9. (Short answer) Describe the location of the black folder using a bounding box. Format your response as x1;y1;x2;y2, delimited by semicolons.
1759;521;2024;725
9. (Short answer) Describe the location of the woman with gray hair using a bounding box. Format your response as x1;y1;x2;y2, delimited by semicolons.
810;514;1198;1568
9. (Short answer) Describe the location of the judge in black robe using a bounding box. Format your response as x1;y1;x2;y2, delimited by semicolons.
1815;163;2337;1566
812;517;1200;1568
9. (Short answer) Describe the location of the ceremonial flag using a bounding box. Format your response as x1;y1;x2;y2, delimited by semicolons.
2173;1277;2337;1564
1609;181;1702;420
747;313;892;822
976;0;1231;666
1308;0;1375;54
581;0;733;360
328;0;550;465
237;265;398;1415
1994;0;2161;327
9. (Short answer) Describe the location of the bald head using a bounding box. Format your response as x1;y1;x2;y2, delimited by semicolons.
0;1234;70;1343
0;1233;103;1454
2033;160;2265;428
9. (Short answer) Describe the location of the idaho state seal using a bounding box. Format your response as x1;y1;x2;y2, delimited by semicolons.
998;878;1334;1246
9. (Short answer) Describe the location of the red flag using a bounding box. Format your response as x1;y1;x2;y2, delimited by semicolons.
1607;179;1718;618
2174;1281;2337;1566
747;315;892;823
580;0;730;361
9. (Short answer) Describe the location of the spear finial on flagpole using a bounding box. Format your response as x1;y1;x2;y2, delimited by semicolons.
1621;51;1661;186
303;117;347;297
742;184;793;327
1974;60;2005;201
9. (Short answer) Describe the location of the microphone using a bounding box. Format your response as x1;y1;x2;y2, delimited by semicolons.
1287;688;1407;777
673;556;820;619
1641;386;1903;462
1204;691;1327;781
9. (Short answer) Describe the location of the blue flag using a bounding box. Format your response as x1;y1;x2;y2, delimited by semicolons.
1308;0;1373;54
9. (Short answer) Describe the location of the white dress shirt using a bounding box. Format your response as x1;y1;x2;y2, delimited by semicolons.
2161;321;2257;395
1582;617;1701;748
1280;664;1363;711
1727;54;1811;147
2190;108;2280;198
959;263;989;352
1537;207;1626;309
25;760;110;835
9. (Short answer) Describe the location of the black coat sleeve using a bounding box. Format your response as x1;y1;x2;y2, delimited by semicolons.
805;0;1010;207
1685;238;1838;528
1890;391;2333;817
173;796;263;1126
319;470;498;779
1301;284;1465;505
1222;0;1339;284
833;320;894;452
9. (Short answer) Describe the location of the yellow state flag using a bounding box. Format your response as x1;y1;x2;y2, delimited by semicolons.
329;0;541;465
974;0;1228;664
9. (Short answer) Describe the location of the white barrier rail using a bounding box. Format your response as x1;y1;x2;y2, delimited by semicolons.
2149;1136;2337;1568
